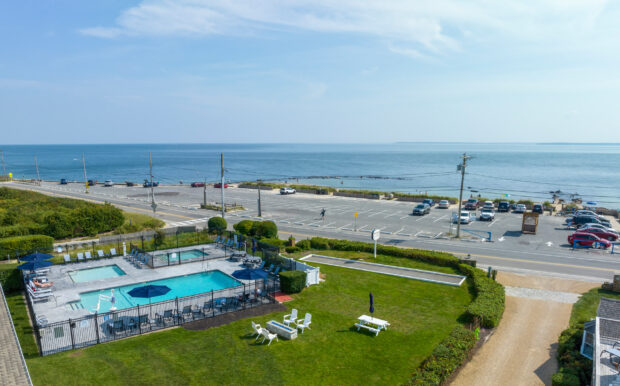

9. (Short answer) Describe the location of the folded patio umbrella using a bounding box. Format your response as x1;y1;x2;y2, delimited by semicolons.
369;292;374;314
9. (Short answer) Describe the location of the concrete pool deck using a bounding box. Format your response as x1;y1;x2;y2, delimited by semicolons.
31;244;261;324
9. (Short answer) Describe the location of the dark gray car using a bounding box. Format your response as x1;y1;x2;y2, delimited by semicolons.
412;203;431;215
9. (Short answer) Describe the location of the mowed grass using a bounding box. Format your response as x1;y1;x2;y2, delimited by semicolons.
25;263;472;385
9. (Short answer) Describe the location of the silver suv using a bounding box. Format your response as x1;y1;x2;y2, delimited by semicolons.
280;187;296;195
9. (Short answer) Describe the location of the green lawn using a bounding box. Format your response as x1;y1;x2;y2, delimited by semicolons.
24;262;472;385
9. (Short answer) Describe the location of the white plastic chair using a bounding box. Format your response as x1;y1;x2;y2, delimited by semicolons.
260;329;278;346
85;251;92;260
251;321;263;339
109;248;117;256
63;254;71;263
295;313;312;333
283;309;298;326
77;252;84;261
97;250;105;258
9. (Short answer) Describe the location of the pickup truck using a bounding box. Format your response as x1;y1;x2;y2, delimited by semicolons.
464;199;478;210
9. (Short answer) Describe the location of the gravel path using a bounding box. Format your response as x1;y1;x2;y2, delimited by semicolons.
0;288;31;386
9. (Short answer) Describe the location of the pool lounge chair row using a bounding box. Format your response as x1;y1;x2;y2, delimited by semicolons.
126;249;150;268
215;236;244;250
263;264;285;277
63;248;117;263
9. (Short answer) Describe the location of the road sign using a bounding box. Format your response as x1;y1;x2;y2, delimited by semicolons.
371;229;380;241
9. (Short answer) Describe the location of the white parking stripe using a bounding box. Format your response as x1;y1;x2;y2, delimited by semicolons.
433;215;448;223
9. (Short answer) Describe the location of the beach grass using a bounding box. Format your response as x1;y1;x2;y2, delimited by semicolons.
21;261;472;385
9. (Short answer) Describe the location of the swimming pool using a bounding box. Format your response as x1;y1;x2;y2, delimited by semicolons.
69;265;126;283
154;249;208;262
73;270;241;313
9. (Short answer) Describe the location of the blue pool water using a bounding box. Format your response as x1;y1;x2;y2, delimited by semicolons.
69;265;126;283
154;249;208;262
74;270;241;313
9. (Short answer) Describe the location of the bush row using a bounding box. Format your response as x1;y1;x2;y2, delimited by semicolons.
0;264;23;293
409;326;477;385
0;234;54;259
232;219;278;239
553;326;588;385
293;237;505;328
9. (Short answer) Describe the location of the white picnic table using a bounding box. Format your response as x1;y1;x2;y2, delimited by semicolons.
355;315;390;336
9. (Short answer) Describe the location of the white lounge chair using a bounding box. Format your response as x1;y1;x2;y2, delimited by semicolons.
97;250;105;258
77;252;84;261
57;247;63;253
283;309;298;326
295;313;312;333
63;254;71;263
109;248;117;256
251;321;263;339
260;328;278;346
85;251;92;260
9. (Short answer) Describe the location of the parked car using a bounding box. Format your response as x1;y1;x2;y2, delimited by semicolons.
125;181;135;187
60;178;67;185
568;215;611;228
143;179;159;187
578;227;619;241
422;198;435;207
567;232;610;248
412;203;431;215
280;187;296;195
453;211;475;224
87;179;97;187
464;199;479;210
513;204;527;213
482;201;494;210
438;200;450;209
191;182;205;188
532;204;544;214
575;210;600;218
497;201;510;212
104;180;113;187
214;183;229;188
510;203;518;211
479;208;495;221
578;223;619;235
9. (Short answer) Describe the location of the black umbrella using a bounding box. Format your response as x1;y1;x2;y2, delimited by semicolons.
369;292;374;314
20;252;53;262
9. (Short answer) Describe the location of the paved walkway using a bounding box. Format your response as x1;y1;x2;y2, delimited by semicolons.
0;287;32;386
300;254;466;286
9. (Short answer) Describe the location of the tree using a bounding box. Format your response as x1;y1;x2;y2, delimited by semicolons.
256;221;278;238
208;217;228;233
233;220;254;235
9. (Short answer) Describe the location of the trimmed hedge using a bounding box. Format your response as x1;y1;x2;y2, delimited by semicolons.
279;270;307;294
0;264;22;293
208;217;227;233
294;237;505;328
0;234;54;259
410;326;477;385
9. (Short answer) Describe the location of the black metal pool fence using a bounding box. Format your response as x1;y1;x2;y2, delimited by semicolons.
31;278;279;356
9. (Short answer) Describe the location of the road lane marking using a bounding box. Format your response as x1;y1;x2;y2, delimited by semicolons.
433;215;447;223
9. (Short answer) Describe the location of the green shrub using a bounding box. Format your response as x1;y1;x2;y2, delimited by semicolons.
0;264;22;293
260;238;285;247
233;220;254;235
555;326;591;384
410;326;476;385
255;221;278;238
208;217;228;233
458;264;505;328
43;212;75;239
0;224;42;237
0;234;54;259
153;229;166;247
279;270;307;294
310;237;330;250
551;371;580;386
285;246;301;254
296;239;311;250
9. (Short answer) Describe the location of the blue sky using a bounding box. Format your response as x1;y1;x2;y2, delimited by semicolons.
1;0;620;144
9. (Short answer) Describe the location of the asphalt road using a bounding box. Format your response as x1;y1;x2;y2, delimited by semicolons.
5;181;620;281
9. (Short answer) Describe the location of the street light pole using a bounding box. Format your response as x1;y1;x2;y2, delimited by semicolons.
455;153;472;238
257;179;262;217
149;152;156;213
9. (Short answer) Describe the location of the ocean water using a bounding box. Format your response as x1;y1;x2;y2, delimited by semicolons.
1;143;620;206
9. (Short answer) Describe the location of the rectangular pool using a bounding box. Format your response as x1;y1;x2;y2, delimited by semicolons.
72;270;242;313
69;265;126;283
154;249;208;262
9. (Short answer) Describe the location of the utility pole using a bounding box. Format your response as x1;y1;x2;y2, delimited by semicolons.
257;180;262;217
455;153;472;238
82;153;88;194
149;152;156;213
220;153;225;218
203;178;207;208
34;155;41;184
0;150;6;176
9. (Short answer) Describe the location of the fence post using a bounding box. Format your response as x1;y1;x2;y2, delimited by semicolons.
141;235;144;251
69;318;75;349
137;304;142;335
34;324;42;356
211;290;215;318
167;253;170;267
94;313;100;344
175;297;179;325
243;283;246;310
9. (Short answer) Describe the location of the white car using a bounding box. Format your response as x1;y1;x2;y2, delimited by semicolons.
482;201;494;210
479;208;495;221
453;211;475;224
104;180;114;187
280;187;296;195
514;204;527;213
438;200;450;209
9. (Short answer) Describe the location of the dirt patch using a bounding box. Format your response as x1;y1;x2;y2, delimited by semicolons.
497;272;600;293
452;296;572;386
67;350;84;358
183;303;286;331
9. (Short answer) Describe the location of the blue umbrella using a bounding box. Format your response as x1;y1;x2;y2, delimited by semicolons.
20;252;54;262
232;269;268;280
127;285;171;299
252;239;256;255
17;260;54;271
369;292;374;314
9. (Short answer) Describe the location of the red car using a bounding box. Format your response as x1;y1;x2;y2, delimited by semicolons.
578;227;619;241
464;199;478;210
214;183;229;188
191;182;205;187
567;232;610;248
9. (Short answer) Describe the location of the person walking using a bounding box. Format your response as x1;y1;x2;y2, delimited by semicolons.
320;208;326;221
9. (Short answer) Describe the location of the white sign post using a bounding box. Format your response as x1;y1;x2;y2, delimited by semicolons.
371;229;380;258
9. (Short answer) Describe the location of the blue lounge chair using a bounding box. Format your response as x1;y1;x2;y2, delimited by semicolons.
265;264;274;273
272;267;281;276
257;261;265;270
